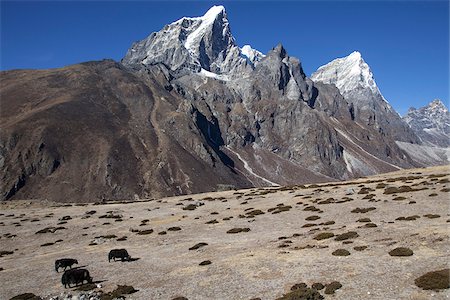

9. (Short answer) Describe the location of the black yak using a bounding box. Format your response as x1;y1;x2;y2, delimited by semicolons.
108;248;131;262
55;258;78;272
61;268;92;288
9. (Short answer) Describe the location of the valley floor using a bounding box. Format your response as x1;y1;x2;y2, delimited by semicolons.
1;165;449;299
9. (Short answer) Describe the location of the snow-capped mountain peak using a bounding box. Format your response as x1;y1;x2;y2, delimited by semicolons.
122;5;264;77
178;5;233;56
240;44;265;64
311;51;383;100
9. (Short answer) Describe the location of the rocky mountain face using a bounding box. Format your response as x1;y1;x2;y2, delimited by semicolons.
311;51;420;144
403;99;450;147
0;6;434;202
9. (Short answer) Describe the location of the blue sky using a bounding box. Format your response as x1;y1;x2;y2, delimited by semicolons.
1;1;448;115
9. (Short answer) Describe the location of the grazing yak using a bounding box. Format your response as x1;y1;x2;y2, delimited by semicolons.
108;248;131;262
55;258;78;272
61;268;92;288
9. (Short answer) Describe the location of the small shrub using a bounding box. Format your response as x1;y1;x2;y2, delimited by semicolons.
137;229;154;235
182;204;197;211
392;196;406;201
396;215;420;221
246;209;265;217
167;227;181;231
305;215;320;221
101;235;117;239
189;243;208;250
311;282;324;290
414;269;450;290
351;207;376;213
376;183;387;189
354;246;368;251
199;260;212;266
269;205;292;214
0;250;14;257
206;219;219;224
303;206;320;212
40;242;54;247
423;214;440;219
358;187;374;194
357;218;371;223
290;283;307;290
332;249;350;256
302;223;317;228
334;231;358;241
324;281;342;294
276;285;323;300
389;247;413;256
117;236;127;241
227;228;250;234
364;223;377;228
319;221;335;226
314;232;334;240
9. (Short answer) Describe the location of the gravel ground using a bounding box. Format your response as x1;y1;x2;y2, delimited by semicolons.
1;165;449;300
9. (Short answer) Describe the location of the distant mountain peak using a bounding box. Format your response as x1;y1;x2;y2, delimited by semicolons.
403;99;450;147
311;51;381;99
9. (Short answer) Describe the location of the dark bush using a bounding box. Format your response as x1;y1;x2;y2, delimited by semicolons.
137;229;154;235
305;215;320;221
423;214;440;219
354;246;368;251
311;283;324;290
414;269;450;290
389;247;413;256
0;250;14;257
167;227;181;231
227;228;250;234
396;215;420;221
290;283;307;290
332;249;350;256
183;204;197;211
324;281;342;294
334;231;358;241
199;260;212;266
189;243;208;250
356;218;371;223
314;232;334;240
277;285;323;300
351;207;376;213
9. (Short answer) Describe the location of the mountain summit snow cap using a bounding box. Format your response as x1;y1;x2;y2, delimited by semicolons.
311;51;385;101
